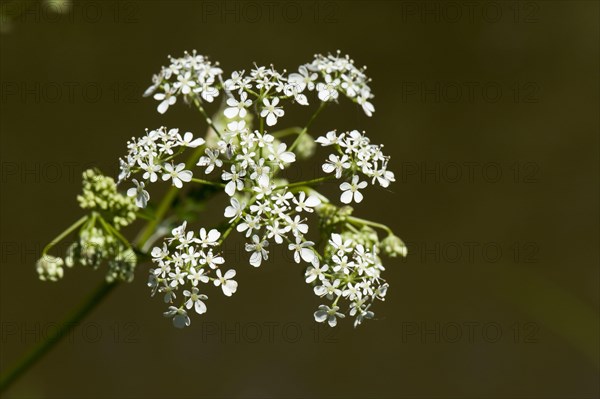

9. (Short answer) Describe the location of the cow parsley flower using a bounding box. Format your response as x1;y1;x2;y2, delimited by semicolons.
162;162;193;188
40;51;405;332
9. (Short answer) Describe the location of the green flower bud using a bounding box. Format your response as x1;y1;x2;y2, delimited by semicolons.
381;234;407;257
36;255;65;282
295;133;316;160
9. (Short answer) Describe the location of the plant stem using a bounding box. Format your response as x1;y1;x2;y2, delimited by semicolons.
0;281;118;392
289;102;327;152
274;175;334;191
191;178;225;188
192;97;222;139
135;145;206;248
0;139;209;394
42;215;88;255
347;216;393;235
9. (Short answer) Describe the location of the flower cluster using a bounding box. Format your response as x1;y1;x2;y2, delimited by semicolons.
78;169;137;227
309;228;387;328
37;169;138;283
118;126;204;207
39;51;406;331
304;51;375;116
148;222;237;328
316;130;395;204
144;50;223;114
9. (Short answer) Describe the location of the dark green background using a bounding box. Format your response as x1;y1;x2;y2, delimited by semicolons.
1;0;598;398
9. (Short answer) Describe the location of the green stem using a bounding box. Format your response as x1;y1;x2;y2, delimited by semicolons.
274;175;334;191
98;215;132;249
42;215;88;255
0;134;209;394
347;216;393;235
271;126;302;138
0;281;118;392
192;97;222;139
289;102;327;152
135;145;206;248
191;178;225;188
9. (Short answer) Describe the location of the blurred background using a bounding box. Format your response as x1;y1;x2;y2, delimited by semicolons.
0;0;598;398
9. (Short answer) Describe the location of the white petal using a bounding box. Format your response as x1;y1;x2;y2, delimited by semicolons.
195;301;207;314
300;248;315;263
354;191;364;203
249;252;262;267
178;170;192;182
279;152;296;163
340;191;353;204
225;181;236;196
305;195;321;207
224;108;238;119
314;310;328;323
322;163;335;173
223;280;238;296
157;100;169;114
266;113;277;126
207;229;221;243
224;269;236;279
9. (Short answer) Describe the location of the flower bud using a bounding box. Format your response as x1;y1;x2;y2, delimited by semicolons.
380;234;407;257
36;255;65;282
295;133;316;160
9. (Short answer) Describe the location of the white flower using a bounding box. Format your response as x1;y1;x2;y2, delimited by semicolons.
154;83;177;114
36;255;64;282
183;287;208;314
253;131;274;148
127;179;150;208
322;154;351;179
329;233;353;256
305;263;329;283
315;130;343;146
214;269;238;296
293;191;321;213
139;156;161;182
237;215;260;237
168;266;187;287
187;266;210;286
268;143;296;169
260;97;284;126
224;197;245;222
199;250;224;269
266;221;290;244
163;306;190;328
245;235;269;267
285;215;309;237
177;131;205;148
174;71;196;94
339;175;367;204
221;165;246;196
314;305;344;327
316;75;340;102
314;279;342;299
342;283;362;301
224;92;251;119
371;164;396;188
198;228;221;247
357;90;375;117
288;65;317;91
162;162;193;188
197;148;222;174
288;238;316;264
